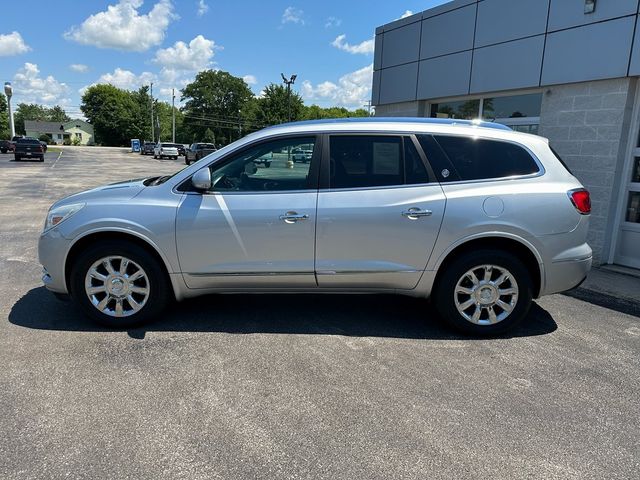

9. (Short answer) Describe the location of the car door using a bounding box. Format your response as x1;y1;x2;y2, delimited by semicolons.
176;135;321;289
315;134;446;290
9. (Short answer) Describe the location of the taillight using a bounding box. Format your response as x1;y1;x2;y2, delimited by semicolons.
569;189;591;215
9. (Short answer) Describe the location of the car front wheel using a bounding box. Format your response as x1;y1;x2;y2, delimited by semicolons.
70;240;171;328
433;249;532;336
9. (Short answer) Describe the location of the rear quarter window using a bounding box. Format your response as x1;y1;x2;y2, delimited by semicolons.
424;135;540;182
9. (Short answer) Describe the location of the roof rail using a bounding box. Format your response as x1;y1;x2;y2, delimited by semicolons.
273;117;512;131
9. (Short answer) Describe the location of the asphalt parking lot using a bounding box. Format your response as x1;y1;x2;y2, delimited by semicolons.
0;147;639;479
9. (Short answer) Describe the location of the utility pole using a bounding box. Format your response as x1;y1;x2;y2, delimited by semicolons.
172;88;176;143
363;100;373;116
237;109;242;141
150;82;154;143
4;82;15;138
281;73;297;123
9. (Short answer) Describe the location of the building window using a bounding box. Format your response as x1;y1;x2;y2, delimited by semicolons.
430;93;542;134
431;100;480;120
632;157;640;183
627;192;640;223
481;93;542;121
75;133;82;139
57;134;62;139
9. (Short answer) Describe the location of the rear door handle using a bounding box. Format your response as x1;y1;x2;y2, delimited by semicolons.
401;208;432;220
279;211;309;224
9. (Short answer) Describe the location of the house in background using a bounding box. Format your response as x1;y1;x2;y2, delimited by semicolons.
24;119;94;145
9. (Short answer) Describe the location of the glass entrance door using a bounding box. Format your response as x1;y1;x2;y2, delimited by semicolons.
614;146;640;268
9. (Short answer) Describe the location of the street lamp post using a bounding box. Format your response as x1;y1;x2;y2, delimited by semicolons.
281;73;297;168
281;73;297;123
172;88;176;143
4;82;15;138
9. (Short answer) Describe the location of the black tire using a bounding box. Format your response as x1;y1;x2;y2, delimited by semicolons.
1;148;6;153
265;162;271;168
433;249;533;336
39;156;44;162
69;240;171;328
185;158;190;165
14;155;20;161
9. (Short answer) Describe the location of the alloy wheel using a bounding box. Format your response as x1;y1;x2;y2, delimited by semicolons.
84;256;150;317
453;264;519;325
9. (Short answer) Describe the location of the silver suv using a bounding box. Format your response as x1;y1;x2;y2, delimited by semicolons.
39;118;592;335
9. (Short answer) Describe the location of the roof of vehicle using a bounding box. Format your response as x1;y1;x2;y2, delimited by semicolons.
255;117;547;145
276;117;512;131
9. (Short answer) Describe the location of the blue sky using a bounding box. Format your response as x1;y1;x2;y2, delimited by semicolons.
0;0;448;117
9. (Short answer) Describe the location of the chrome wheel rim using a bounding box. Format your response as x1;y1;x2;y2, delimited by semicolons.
84;256;150;318
454;264;519;325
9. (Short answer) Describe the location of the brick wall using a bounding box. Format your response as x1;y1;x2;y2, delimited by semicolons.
539;78;636;264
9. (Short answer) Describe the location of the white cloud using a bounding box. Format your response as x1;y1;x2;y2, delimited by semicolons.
399;10;414;19
12;63;70;105
282;7;304;25
154;35;217;72
325;17;341;28
0;32;31;56
64;0;176;52
301;64;373;109
331;34;374;55
197;0;209;16
243;75;257;85
69;64;89;73
88;68;155;92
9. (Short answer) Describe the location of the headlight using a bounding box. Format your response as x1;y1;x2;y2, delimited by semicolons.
44;203;85;232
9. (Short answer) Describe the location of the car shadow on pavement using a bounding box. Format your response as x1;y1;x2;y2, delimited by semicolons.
9;287;557;340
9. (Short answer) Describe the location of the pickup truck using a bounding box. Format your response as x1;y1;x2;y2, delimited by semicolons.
140;141;155;155
185;143;217;165
14;137;44;162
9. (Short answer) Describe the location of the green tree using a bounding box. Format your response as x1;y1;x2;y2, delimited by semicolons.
256;83;304;126
131;86;153;142
301;104;369;120
203;128;215;144
48;105;71;122
81;84;138;146
14;103;50;134
181;70;254;144
0;93;9;139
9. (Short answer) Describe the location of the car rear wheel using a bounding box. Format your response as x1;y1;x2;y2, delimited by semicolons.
14;155;20;161
70;240;171;328
433;249;532;336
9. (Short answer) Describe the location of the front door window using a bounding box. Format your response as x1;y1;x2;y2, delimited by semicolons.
210;136;316;192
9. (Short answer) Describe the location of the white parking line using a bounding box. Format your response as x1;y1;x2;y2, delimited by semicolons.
51;151;63;168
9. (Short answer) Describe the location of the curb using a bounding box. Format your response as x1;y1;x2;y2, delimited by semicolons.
564;287;640;318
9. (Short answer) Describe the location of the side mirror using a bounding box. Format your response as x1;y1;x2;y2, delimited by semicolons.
191;168;212;191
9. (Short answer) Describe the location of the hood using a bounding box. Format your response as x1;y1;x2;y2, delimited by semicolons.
52;178;148;209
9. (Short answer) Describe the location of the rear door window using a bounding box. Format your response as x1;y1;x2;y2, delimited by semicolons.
328;135;430;189
419;135;539;182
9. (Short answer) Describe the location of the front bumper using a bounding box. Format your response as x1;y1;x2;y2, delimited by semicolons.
38;229;71;294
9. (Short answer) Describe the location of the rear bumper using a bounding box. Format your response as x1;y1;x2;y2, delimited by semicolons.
541;255;592;296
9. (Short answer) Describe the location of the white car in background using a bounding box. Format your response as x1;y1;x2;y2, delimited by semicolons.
153;143;179;160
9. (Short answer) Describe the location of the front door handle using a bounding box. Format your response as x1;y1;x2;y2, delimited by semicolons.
279;211;309;224
401;208;432;220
